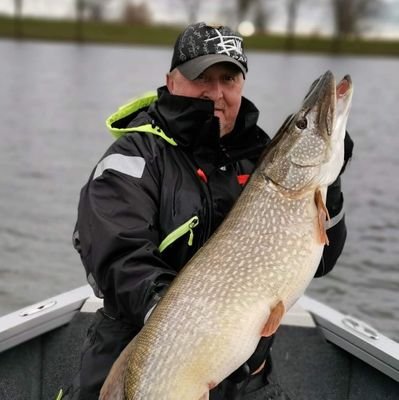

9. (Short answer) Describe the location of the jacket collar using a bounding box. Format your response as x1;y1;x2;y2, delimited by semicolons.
148;86;268;168
149;86;220;150
106;86;269;172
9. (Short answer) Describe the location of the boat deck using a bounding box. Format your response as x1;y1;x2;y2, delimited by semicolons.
0;310;397;400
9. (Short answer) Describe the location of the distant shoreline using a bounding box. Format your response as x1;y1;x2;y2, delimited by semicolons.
1;16;399;57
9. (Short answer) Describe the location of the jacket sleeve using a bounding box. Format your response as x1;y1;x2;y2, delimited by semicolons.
75;135;176;327
315;131;354;277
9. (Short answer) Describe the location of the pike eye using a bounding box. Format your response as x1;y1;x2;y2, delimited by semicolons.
296;118;307;130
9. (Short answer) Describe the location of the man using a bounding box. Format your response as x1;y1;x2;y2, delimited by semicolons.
65;22;352;399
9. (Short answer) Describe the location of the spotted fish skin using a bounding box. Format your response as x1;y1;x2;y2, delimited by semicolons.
100;70;353;400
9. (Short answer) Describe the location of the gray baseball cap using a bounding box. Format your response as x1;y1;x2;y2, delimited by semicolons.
170;22;248;80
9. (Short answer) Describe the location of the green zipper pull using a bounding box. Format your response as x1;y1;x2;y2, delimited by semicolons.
159;216;199;253
188;217;199;246
55;389;63;400
188;230;194;246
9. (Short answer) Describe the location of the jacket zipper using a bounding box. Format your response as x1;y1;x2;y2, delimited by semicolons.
180;151;214;243
159;216;200;253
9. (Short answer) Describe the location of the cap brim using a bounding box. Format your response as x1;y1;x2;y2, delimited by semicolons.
176;54;247;80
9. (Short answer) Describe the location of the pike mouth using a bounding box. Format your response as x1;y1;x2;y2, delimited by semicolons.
336;75;352;99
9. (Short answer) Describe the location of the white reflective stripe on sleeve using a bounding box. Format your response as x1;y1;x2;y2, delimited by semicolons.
325;206;345;230
93;154;146;180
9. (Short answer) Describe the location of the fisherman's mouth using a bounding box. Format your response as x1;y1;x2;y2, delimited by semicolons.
214;109;225;119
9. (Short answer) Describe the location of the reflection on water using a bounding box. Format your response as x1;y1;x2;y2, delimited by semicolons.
0;39;398;342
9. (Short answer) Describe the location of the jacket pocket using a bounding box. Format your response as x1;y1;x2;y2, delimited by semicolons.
159;216;199;253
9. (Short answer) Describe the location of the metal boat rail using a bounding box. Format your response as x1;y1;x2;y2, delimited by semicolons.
0;285;398;384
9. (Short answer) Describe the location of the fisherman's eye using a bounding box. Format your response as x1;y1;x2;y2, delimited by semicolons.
224;74;235;82
296;118;308;130
195;73;206;82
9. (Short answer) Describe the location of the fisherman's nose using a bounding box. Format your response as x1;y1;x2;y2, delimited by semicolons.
203;80;223;102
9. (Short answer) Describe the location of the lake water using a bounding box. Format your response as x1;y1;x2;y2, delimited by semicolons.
0;39;398;342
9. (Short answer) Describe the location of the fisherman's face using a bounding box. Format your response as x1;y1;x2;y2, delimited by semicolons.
167;63;244;137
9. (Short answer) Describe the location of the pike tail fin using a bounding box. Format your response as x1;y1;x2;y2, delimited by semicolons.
99;337;137;400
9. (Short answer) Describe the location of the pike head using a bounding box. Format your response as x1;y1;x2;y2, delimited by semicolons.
261;70;353;194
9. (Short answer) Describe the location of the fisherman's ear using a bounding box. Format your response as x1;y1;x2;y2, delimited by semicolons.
166;72;175;93
340;131;354;176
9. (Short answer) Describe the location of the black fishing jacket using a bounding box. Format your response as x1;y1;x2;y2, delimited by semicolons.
74;86;347;333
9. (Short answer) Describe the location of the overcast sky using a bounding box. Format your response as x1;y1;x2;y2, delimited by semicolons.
1;0;399;38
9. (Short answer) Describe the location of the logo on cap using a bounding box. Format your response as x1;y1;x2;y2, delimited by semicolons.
205;28;245;63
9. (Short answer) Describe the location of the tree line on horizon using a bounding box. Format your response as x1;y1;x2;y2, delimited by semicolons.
11;0;385;42
223;0;384;40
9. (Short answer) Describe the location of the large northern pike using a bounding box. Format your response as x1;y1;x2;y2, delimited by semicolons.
100;70;353;400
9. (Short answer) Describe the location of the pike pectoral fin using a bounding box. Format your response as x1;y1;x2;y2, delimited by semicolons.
315;189;330;246
261;301;285;337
